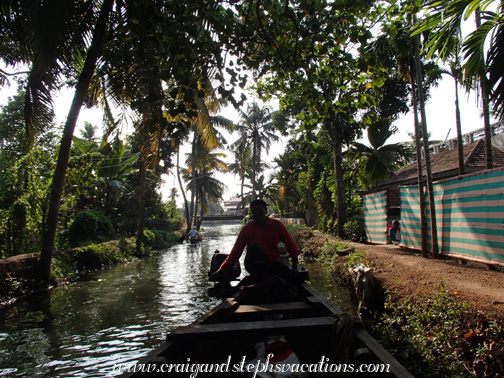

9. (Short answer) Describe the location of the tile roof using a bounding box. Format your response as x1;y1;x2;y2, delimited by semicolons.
384;139;504;185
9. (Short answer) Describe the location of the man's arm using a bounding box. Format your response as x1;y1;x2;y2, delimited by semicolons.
210;228;248;281
290;254;298;271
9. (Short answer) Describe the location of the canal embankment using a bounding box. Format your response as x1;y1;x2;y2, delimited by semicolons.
291;226;504;378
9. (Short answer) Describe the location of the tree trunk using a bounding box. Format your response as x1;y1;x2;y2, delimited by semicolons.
136;155;147;254
177;146;190;234
455;79;464;175
333;141;346;238
198;179;206;230
240;175;245;211
194;191;200;229
251;129;258;200
39;0;113;282
189;130;197;228
475;10;493;169
411;71;428;257
413;15;439;258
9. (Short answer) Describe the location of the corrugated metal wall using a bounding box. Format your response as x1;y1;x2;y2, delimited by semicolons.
400;167;504;266
363;190;388;244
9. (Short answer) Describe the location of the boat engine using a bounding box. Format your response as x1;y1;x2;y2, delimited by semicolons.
209;250;241;281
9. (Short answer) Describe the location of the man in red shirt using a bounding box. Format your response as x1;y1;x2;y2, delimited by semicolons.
211;199;300;291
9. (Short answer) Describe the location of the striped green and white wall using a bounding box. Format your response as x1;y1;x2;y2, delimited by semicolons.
400;186;432;250
363;190;388;244
400;167;504;266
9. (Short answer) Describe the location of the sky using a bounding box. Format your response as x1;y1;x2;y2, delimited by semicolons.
0;66;496;207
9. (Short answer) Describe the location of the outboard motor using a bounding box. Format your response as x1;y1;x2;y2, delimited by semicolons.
209;250;241;281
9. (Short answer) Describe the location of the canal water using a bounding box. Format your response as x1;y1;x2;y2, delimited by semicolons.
0;222;353;377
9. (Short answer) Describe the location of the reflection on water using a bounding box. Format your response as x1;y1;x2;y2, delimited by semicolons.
304;261;358;316
0;221;353;377
0;222;241;377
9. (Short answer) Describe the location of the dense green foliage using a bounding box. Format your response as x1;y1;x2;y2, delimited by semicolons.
0;92;182;259
0;92;58;257
375;285;504;377
68;211;115;248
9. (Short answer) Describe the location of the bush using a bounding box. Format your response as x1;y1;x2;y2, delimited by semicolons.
344;217;366;243
319;239;354;266
154;229;181;249
68;211;115;247
374;285;504;377
145;229;181;250
285;224;310;235
72;238;138;270
142;228;156;247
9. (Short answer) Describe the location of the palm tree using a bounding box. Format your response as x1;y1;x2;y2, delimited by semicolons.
413;10;440;258
184;140;228;229
349;119;411;186
3;0;245;278
1;0;114;281
39;0;114;281
197;166;227;229
0;0;98;141
235;102;282;200
80;121;98;142
415;0;504;167
372;14;439;258
227;136;251;207
184;106;233;230
176;144;191;231
428;59;467;175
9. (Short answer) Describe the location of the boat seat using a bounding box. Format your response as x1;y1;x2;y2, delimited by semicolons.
233;301;312;314
167;316;337;340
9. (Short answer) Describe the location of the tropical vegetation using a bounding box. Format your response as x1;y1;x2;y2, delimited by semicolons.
1;0;503;281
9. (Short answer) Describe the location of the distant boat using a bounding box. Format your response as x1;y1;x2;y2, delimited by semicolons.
189;235;203;244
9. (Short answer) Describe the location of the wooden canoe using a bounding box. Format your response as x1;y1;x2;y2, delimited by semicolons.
118;269;413;377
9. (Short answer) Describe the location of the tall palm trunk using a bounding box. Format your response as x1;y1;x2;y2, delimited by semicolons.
39;0;113;282
198;178;207;230
475;10;493;169
410;67;428;257
454;79;464;175
194;192;200;229
251;129;259;200
177;146;190;233
189;130;197;228
413;14;439;258
240;174;245;209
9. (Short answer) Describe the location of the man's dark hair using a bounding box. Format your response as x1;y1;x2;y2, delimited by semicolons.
250;199;267;212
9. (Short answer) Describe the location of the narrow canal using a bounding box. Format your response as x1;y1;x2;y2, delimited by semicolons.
0;222;354;377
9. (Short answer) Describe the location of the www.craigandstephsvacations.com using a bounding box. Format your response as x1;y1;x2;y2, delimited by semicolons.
112;355;391;377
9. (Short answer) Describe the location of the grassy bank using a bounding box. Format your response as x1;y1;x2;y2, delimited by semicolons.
1;230;182;306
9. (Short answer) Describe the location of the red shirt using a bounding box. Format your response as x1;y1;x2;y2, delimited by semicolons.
220;218;300;276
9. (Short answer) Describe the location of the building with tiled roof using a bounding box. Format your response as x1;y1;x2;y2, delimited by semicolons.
223;197;242;215
371;125;504;216
385;139;504;187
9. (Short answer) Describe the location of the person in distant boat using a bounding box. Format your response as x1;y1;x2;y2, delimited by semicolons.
187;226;202;242
389;220;401;245
210;199;300;299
